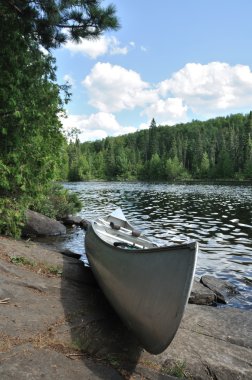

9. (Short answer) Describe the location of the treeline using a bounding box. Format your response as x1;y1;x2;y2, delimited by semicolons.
66;113;252;181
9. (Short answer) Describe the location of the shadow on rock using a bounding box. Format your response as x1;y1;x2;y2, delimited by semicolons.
60;254;142;378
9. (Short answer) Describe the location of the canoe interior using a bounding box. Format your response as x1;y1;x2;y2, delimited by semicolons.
94;214;158;250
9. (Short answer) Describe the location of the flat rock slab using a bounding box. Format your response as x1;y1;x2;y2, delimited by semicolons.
0;344;121;380
0;236;251;380
145;304;252;380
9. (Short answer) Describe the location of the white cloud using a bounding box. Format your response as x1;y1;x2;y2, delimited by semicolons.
140;46;147;52
82;62;158;112
109;37;128;55
39;45;49;55
61;61;252;142
63;74;75;87
64;35;128;59
143;98;188;125
61;112;136;142
158;62;252;116
138;121;150;130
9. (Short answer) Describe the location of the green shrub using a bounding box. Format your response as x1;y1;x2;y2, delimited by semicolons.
29;183;82;220
0;198;26;238
0;184;82;238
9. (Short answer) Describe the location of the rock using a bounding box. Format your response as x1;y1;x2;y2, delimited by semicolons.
145;304;252;380
22;210;66;237
62;215;83;226
0;344;122;380
62;258;96;285
59;249;82;260
61;216;91;231
189;280;216;305
79;219;91;231
0;237;251;380
200;275;240;304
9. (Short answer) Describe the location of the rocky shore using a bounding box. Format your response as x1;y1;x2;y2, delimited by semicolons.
0;236;251;379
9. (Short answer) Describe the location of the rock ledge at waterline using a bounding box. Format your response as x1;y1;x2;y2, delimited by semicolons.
0;237;251;380
21;210;89;238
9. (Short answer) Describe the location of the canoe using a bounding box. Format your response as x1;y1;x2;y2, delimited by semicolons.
85;208;198;354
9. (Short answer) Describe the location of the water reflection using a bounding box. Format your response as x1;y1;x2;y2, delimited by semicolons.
49;182;252;309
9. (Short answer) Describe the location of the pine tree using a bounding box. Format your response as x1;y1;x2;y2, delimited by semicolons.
148;118;158;160
200;152;210;177
3;0;120;49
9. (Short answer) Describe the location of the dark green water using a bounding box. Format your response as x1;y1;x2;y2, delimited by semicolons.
42;182;252;309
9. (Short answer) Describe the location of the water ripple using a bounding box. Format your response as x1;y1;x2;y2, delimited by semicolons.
54;182;252;309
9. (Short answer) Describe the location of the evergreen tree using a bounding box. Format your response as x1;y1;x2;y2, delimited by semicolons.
64;112;252;182
244;112;252;178
215;150;234;178
200;152;210;177
0;0;120;236
0;9;68;197
3;0;119;49
148;118;158;160
149;153;162;180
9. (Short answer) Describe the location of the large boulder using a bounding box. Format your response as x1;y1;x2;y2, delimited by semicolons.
22;210;66;237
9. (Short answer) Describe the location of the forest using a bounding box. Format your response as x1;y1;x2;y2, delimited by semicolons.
1;1;252;237
0;0;118;236
66;113;252;182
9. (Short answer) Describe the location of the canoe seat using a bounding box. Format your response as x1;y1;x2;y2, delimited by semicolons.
110;221;121;230
113;242;142;250
132;229;141;237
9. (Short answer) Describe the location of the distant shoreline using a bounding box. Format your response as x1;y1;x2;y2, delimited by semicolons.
61;179;252;185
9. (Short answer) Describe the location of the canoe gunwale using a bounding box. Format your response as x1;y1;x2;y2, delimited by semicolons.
90;220;197;255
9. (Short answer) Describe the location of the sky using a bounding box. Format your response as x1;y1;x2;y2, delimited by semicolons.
54;0;252;142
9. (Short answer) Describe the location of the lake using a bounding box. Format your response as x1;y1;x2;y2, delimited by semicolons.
46;181;252;309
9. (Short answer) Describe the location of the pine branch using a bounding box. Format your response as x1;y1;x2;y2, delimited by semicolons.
4;0;23;13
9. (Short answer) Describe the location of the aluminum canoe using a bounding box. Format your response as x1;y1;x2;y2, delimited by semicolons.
85;208;198;354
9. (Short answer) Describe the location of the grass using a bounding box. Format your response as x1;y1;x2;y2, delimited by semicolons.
163;360;187;378
46;265;63;276
10;255;35;267
10;255;62;277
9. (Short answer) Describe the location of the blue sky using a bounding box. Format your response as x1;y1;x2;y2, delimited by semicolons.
54;0;252;142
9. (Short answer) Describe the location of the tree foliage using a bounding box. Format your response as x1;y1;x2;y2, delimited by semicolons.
0;0;119;236
0;7;68;198
3;0;119;48
66;113;252;182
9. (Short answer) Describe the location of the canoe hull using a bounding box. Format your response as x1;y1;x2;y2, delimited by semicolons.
85;218;197;354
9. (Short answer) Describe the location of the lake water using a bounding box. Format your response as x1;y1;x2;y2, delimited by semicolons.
45;182;252;309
